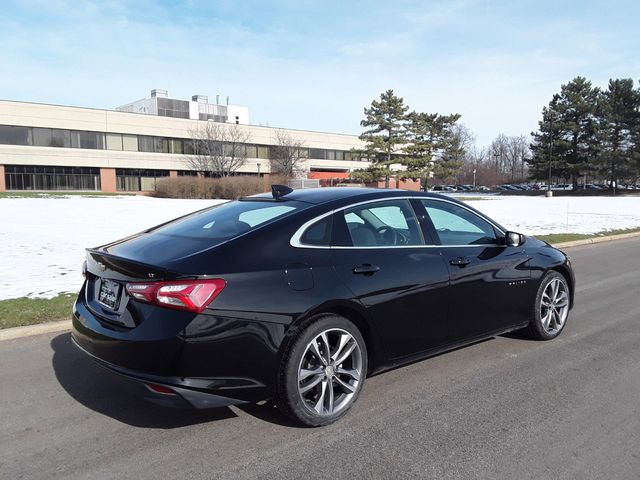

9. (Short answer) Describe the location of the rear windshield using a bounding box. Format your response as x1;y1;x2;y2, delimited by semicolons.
151;200;307;241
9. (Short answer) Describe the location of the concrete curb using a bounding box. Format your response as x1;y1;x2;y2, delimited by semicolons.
0;319;71;342
552;230;640;249
1;231;639;341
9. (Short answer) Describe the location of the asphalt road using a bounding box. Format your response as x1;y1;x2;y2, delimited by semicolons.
2;238;640;480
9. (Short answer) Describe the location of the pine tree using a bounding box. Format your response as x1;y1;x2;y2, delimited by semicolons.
598;78;640;193
528;77;600;186
359;90;409;188
403;112;461;189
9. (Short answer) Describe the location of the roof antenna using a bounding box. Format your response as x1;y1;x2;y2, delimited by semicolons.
271;184;293;199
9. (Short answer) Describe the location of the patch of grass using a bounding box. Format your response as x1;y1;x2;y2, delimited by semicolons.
536;233;594;243
0;293;75;329
453;196;490;202
537;226;640;244
0;191;135;199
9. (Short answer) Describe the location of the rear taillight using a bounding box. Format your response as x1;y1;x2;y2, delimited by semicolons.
126;279;226;313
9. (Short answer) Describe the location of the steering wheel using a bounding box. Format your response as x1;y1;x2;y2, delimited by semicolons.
376;226;398;245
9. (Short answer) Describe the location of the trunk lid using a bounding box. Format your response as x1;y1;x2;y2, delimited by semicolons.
84;249;179;328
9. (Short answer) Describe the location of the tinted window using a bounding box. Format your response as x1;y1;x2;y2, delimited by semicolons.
342;199;423;247
0;125;30;145
422;200;498;245
71;131;104;149
151;200;306;242
300;216;333;246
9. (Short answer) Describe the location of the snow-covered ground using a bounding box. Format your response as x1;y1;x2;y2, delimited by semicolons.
0;194;639;300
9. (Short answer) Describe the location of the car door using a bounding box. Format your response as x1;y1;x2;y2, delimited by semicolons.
418;198;532;341
330;198;451;359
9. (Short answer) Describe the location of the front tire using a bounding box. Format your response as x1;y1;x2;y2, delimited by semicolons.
277;314;368;427
522;271;570;340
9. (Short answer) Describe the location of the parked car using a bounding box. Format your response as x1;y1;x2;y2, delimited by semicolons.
72;186;575;426
476;185;491;192
431;185;455;192
551;184;574;191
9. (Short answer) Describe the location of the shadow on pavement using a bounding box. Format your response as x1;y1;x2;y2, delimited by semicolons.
50;332;238;429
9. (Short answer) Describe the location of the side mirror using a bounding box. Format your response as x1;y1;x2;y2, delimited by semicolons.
505;231;525;247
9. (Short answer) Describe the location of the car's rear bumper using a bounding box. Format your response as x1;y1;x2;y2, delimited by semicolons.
71;334;247;409
72;287;288;406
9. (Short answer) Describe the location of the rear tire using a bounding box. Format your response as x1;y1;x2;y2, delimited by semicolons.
276;314;367;427
522;271;570;340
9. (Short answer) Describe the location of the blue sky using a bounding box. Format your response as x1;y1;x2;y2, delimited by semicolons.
1;0;639;146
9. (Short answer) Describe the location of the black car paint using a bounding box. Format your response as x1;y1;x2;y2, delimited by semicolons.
72;188;575;407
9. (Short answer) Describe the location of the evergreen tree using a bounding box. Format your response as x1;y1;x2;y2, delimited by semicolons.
597;78;640;192
359;90;409;188
528;77;600;186
403;112;461;189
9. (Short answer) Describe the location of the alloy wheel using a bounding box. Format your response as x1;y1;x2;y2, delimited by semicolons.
540;277;569;335
297;328;363;416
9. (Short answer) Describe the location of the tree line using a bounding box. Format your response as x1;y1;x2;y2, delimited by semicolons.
352;90;467;188
528;76;640;190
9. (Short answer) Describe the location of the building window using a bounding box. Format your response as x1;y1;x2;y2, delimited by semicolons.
309;148;326;160
0;125;31;145
122;134;138;151
4;165;100;191
70;130;104;149
169;138;183;154
105;133;123;151
244;144;257;158
154;137;169;153
138;135;155;152
116;168;170;191
257;145;269;159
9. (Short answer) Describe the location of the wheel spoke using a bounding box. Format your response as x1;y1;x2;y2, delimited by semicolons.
299;367;323;381
334;341;357;366
542;309;552;328
336;367;360;381
326;380;335;413
299;374;324;393
331;333;352;363
551;279;559;300
314;379;328;413
309;340;327;366
333;375;356;394
555;291;569;308
319;332;331;365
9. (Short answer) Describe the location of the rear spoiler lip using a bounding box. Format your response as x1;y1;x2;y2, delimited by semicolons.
85;248;188;282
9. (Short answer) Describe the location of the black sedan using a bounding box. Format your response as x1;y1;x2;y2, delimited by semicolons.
72;186;575;426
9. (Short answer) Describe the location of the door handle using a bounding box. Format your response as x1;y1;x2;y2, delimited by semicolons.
352;264;380;275
449;257;471;267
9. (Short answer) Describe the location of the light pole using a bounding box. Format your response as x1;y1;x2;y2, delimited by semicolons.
547;113;553;196
473;168;477;189
493;152;500;185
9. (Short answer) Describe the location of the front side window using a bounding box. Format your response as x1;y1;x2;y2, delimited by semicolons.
341;199;424;247
422;200;498;246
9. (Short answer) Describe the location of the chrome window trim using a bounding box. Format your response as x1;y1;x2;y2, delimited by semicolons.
289;196;506;250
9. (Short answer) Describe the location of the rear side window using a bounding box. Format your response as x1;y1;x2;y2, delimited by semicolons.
151;200;305;241
299;216;333;246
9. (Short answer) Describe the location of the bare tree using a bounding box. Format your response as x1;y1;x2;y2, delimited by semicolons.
506;134;530;181
269;129;308;178
185;123;251;177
